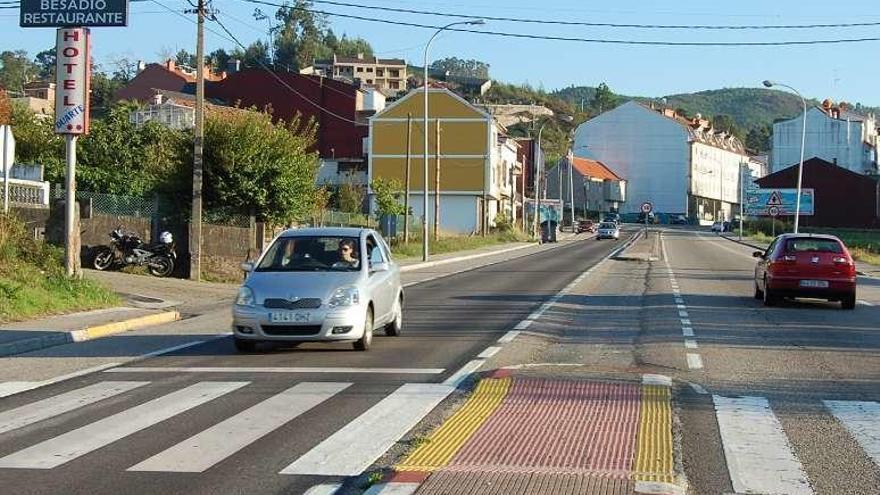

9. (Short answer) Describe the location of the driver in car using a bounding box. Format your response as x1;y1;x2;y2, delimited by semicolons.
332;239;360;269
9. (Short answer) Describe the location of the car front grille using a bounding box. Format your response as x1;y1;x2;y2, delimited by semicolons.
261;325;323;336
263;298;322;310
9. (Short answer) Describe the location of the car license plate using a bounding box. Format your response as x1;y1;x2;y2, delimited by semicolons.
270;312;310;323
799;280;829;288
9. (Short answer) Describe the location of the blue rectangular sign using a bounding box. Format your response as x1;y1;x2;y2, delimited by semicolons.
745;188;814;216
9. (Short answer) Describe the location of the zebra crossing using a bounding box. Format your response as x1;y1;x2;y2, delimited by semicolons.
0;379;878;493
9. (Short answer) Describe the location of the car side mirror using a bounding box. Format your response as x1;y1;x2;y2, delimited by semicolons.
370;262;389;274
240;261;255;272
752;251;764;259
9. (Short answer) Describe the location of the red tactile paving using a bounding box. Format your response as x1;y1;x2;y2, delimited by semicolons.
445;378;641;476
416;471;636;495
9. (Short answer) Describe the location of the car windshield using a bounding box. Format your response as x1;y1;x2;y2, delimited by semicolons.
256;236;361;272
599;223;616;229
784;238;843;254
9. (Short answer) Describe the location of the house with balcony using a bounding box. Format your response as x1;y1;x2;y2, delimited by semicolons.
304;54;407;96
369;88;513;233
573;101;754;222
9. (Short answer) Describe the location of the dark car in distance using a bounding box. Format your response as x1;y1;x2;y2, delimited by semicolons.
753;234;857;309
577;220;596;233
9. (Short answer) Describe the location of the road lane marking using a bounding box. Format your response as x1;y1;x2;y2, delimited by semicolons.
642;374;673;387
682;328;694;337
497;331;520;343
684;340;698;349
0;382;149;435
678;311;689;318
686;354;703;370
823;400;880;466
0;381;248;469
0;363;123;399
129;382;350;472
675;299;685;305
477;346;501;359
680;319;692;326
104;367;445;374
364;483;420;495
303;484;342;495
688;383;708;395
443;360;484;387
676;304;686;309
858;300;874;306
513;320;532;330
713;396;812;495
280;383;454;476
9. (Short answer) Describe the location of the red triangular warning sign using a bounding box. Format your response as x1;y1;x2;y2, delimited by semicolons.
766;190;783;206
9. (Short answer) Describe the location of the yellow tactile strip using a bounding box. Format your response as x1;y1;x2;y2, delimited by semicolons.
634;384;675;483
396;377;511;472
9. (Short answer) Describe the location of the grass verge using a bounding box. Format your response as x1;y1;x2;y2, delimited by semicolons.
1;214;119;323
391;230;531;259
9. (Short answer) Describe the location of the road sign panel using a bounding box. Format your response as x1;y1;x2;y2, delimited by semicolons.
766;190;783;206
744;189;814;216
20;0;129;28
768;206;779;217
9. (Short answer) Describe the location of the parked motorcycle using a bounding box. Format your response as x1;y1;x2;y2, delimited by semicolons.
92;228;176;277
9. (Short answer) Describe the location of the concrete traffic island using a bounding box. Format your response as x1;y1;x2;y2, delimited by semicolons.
613;230;662;262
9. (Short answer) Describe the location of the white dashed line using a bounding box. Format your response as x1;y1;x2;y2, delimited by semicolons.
497;331;520;344
682;327;695;337
687;353;704;370
678;311;689;318
681;319;692;326
684;339;698;349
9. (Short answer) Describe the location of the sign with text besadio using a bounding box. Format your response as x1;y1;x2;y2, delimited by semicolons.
20;0;129;28
54;27;91;135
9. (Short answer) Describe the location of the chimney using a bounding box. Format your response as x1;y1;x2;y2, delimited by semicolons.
356;52;364;60
227;59;240;74
137;60;146;72
152;92;164;105
165;59;176;72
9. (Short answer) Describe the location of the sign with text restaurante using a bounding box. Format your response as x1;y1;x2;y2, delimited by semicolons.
54;27;91;135
20;0;129;28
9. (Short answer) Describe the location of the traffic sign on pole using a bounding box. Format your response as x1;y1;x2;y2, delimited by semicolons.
640;202;653;214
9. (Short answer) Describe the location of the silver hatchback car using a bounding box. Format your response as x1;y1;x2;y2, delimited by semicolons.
233;228;403;352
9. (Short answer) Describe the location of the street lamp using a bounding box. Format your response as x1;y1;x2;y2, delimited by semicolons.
763;80;807;233
532;120;547;240
423;20;485;261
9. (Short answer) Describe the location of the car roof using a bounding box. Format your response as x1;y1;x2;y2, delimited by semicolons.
279;227;372;238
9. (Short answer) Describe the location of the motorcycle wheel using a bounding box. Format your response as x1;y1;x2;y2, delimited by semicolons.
92;248;115;271
148;256;174;278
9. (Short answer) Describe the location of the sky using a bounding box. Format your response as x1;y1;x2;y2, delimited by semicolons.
2;0;879;106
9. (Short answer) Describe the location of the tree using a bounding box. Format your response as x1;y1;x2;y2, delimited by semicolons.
202;110;320;223
712;114;741;139
207;48;231;71
9;101;65;183
34;49;56;80
0;50;38;94
335;34;373;59
590;82;617;114
370;178;406;216
272;1;328;71
0;88;11;125
236;41;271;69
746;124;772;153
174;49;196;68
109;55;138;83
90;71;124;116
336;174;365;214
429;57;489;79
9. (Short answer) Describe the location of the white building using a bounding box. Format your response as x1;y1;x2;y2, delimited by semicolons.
771;102;878;175
573;101;753;222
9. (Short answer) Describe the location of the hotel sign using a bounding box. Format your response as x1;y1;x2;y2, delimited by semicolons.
20;0;129;27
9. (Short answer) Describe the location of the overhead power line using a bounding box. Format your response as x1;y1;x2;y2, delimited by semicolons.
307;0;880;31
232;0;880;47
211;12;365;125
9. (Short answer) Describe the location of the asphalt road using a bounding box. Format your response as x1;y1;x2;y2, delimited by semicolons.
0;234;626;495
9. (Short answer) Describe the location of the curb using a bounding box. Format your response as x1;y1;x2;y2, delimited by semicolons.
0;310;181;358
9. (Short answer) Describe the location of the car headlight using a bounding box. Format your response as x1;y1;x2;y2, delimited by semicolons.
328;286;360;308
235;286;255;307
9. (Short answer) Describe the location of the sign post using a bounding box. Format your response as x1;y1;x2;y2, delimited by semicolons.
1;126;14;213
640;201;653;234
54;27;91;277
769;206;779;238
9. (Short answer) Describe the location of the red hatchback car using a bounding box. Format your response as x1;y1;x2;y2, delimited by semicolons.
753;234;857;309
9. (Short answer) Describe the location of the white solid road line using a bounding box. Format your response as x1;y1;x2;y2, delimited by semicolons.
477;346;501;359
497;331;520;343
0;382;149;435
364;482;421;495
0;363;123;399
129;382;350;473
713;395;813;495
280;383;454;476
303;484;342;495
104;366;445;374
686;353;704;370
823;400;880;466
514;320;532;330
0;381;248;469
443;360;485;387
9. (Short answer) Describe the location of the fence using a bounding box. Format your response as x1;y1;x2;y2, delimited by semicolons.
303;210;421;238
53;187;155;218
3;179;50;207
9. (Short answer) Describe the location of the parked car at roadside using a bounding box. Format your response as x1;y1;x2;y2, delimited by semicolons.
596;222;620;240
233;227;403;352
711;221;726;233
671;215;688;225
753;234;857;309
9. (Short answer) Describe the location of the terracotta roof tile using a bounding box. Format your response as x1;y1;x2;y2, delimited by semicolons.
571;157;623;181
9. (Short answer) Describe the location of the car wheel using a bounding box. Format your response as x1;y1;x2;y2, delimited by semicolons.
841;293;856;310
754;282;764;300
385;295;403;336
354;306;373;351
762;277;777;307
234;338;257;353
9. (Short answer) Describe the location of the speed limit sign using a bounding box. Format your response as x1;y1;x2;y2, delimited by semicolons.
768;205;780;217
640;202;653;214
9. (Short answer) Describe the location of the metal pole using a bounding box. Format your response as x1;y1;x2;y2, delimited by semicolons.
404;113;412;243
533;124;545;239
64;135;79;277
190;0;205;280
434;119;440;239
739;164;745;240
2;127;9;214
794;92;807;234
568;154;575;231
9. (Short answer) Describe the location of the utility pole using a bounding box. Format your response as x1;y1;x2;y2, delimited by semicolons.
189;0;206;281
568;153;575;230
434;119;441;239
404;113;412;243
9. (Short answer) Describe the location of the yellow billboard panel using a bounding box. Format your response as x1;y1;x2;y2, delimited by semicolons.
371;120;489;156
372;156;485;192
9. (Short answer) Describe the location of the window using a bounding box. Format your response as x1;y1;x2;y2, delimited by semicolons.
366;67;373;73
366;235;385;267
390;81;399;89
784;238;843;254
390;70;400;78
377;69;384;77
256;236;361;272
366;79;373;84
356;67;364;73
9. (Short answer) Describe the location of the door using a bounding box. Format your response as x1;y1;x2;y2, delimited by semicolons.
756;238;777;290
365;234;393;324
